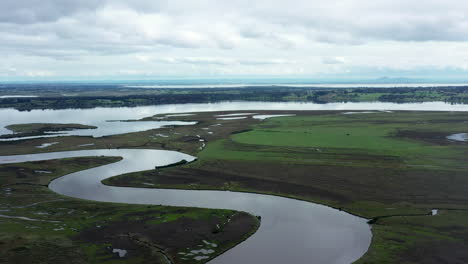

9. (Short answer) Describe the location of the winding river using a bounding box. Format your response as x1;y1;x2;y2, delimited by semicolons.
0;149;371;264
2;101;468;263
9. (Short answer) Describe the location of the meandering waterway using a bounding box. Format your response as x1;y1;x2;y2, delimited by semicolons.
0;149;371;264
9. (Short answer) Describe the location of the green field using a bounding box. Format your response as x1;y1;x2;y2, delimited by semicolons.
203;112;468;169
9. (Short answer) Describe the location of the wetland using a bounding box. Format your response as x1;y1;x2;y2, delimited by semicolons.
1;101;468;263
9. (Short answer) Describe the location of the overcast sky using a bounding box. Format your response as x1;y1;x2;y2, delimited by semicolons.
1;0;468;81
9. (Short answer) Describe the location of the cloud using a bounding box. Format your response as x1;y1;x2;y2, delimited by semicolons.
0;0;100;24
322;57;346;65
151;57;295;66
2;0;468;56
0;67;18;76
2;0;468;78
24;70;55;77
0;67;55;77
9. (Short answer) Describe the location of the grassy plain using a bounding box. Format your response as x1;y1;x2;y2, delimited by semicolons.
104;110;468;263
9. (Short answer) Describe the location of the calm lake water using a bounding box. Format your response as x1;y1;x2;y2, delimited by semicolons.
1;101;468;139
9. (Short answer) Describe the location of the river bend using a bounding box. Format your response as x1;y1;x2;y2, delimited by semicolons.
0;149;371;264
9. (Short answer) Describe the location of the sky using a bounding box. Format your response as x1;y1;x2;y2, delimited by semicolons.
1;0;468;81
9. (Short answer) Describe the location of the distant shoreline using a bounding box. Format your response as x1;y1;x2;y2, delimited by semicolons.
125;83;468;89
